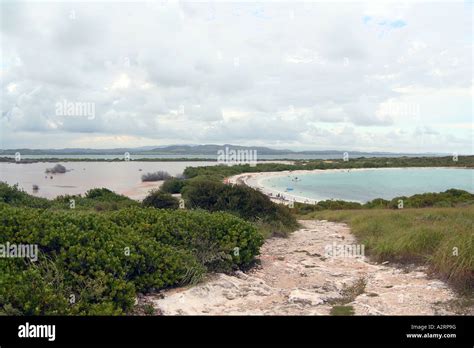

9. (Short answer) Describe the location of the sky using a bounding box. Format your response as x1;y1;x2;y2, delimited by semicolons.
1;0;473;153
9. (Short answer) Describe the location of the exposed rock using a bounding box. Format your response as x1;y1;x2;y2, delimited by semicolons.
289;290;325;306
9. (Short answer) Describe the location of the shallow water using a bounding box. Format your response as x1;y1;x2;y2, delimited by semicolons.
261;168;474;203
0;161;218;200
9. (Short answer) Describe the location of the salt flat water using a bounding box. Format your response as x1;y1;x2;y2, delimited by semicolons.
261;168;474;203
0;161;218;200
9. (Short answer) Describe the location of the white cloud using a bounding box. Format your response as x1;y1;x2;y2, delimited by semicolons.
0;1;472;153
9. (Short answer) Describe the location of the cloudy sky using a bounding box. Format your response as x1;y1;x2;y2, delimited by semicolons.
1;0;472;153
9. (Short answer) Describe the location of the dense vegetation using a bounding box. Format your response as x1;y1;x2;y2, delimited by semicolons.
0;184;263;315
183;155;474;181
0;183;139;211
304;206;474;292
292;189;474;215
182;179;298;237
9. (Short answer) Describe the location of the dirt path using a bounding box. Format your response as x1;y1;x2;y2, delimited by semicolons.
148;220;457;315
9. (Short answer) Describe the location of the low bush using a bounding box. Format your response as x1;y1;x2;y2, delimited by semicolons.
45;164;67;174
0;204;263;315
160;178;186;194
294;189;474;215
182;179;298;236
52;188;139;211
0;182;51;209
142;190;179;209
141;171;171;182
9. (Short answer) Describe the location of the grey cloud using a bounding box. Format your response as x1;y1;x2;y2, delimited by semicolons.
0;1;472;153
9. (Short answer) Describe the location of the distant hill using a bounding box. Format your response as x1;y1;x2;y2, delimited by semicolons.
0;144;443;157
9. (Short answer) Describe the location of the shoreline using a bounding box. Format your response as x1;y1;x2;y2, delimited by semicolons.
227;167;473;205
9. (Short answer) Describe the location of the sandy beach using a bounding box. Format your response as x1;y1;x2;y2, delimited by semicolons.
227;168;366;204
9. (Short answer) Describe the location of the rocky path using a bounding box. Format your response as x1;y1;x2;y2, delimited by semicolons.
148;220;457;315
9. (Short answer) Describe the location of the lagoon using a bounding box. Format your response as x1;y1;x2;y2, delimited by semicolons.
259;168;474;203
0;161;218;200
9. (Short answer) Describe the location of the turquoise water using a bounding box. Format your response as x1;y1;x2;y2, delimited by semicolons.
261;168;474;203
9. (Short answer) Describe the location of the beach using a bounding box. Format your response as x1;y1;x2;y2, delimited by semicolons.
227;168;371;204
227;167;474;204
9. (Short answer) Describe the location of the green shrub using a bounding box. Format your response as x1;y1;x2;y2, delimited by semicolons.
160;178;186;194
0;203;263;315
51;188;139;211
294;200;362;214
142;190;179;209
182;179;298;235
108;208;263;271
295;189;474;215
0;182;51;209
